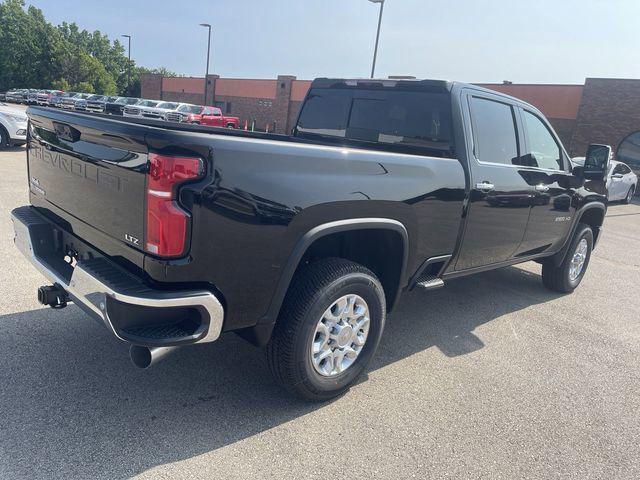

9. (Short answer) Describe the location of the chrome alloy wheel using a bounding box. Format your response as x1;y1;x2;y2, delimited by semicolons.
311;294;370;377
569;238;588;282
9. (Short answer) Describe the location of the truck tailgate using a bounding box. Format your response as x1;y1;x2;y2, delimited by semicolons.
27;108;150;257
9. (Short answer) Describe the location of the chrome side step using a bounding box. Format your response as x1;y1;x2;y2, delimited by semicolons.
415;276;445;290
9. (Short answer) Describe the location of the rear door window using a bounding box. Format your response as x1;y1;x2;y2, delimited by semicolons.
296;87;454;156
469;97;519;166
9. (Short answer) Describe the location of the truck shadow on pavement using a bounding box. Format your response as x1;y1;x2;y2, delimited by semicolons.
0;265;560;479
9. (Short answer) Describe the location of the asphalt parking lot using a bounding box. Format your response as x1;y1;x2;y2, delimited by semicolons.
0;144;639;479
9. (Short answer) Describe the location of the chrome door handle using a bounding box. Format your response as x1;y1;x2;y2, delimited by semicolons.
534;184;550;192
476;182;495;192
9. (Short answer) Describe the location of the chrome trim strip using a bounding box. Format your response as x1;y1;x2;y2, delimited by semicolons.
11;209;224;344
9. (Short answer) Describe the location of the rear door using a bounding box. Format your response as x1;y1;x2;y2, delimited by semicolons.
514;108;576;255
455;92;534;270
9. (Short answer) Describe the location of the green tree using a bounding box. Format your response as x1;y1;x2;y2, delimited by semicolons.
0;0;181;94
50;78;70;91
76;81;94;94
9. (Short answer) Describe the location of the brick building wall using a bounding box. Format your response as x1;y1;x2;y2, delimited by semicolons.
570;78;640;158
141;73;163;100
548;118;577;150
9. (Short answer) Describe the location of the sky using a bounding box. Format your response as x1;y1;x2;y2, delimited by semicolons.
26;0;640;84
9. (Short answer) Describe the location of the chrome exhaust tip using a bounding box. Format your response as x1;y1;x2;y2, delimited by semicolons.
129;345;178;369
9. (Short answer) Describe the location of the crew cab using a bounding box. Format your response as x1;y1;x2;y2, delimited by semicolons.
12;78;609;401
165;104;239;128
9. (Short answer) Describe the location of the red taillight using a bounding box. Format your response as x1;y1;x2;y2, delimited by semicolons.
145;153;203;257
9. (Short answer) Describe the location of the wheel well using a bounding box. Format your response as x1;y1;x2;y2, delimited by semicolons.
298;229;405;311
579;207;605;243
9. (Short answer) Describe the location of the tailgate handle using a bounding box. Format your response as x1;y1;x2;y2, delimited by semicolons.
53;122;81;142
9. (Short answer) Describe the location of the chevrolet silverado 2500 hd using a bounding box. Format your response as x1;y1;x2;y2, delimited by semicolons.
12;78;610;401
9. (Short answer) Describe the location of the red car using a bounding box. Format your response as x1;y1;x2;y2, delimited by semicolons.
165;104;239;128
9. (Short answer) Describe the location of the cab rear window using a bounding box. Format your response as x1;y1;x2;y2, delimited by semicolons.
296;87;455;157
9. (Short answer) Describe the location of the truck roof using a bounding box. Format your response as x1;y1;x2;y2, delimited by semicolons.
311;77;453;93
310;77;534;110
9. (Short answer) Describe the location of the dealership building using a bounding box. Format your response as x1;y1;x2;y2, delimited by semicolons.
141;74;640;170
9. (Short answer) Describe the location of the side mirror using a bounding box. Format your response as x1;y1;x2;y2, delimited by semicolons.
581;144;611;180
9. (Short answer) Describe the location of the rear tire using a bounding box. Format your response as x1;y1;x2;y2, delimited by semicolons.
542;224;593;293
266;258;386;402
624;186;635;204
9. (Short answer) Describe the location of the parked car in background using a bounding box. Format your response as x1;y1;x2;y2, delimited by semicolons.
84;95;116;113
27;89;44;105
58;92;81;109
60;93;90;110
49;91;76;108
165;104;240;128
74;95;91;111
37;90;64;106
76;95;109;113
104;97;140;115
124;100;182;120
607;160;637;203
122;99;161;118
0;102;28;149
5;90;25;103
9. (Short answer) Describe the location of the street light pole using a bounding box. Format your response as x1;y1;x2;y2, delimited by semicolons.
368;0;385;79
121;34;131;94
199;23;212;105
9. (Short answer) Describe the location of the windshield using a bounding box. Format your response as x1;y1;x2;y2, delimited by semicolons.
177;104;203;114
137;100;159;107
296;87;455;156
88;95;104;101
156;102;179;109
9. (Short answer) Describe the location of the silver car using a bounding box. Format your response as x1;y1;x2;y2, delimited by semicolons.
122;99;160;118
607;160;637;204
124;100;181;120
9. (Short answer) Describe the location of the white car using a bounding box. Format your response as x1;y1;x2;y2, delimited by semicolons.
607;160;637;204
123;100;182;120
122;99;160;118
0;102;28;149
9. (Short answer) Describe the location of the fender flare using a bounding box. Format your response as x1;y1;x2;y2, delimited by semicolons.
261;218;410;326
553;202;606;266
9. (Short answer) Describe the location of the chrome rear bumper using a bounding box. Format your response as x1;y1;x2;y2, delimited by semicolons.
11;206;224;347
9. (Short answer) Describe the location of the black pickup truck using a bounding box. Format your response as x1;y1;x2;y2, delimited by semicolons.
12;78;610;401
